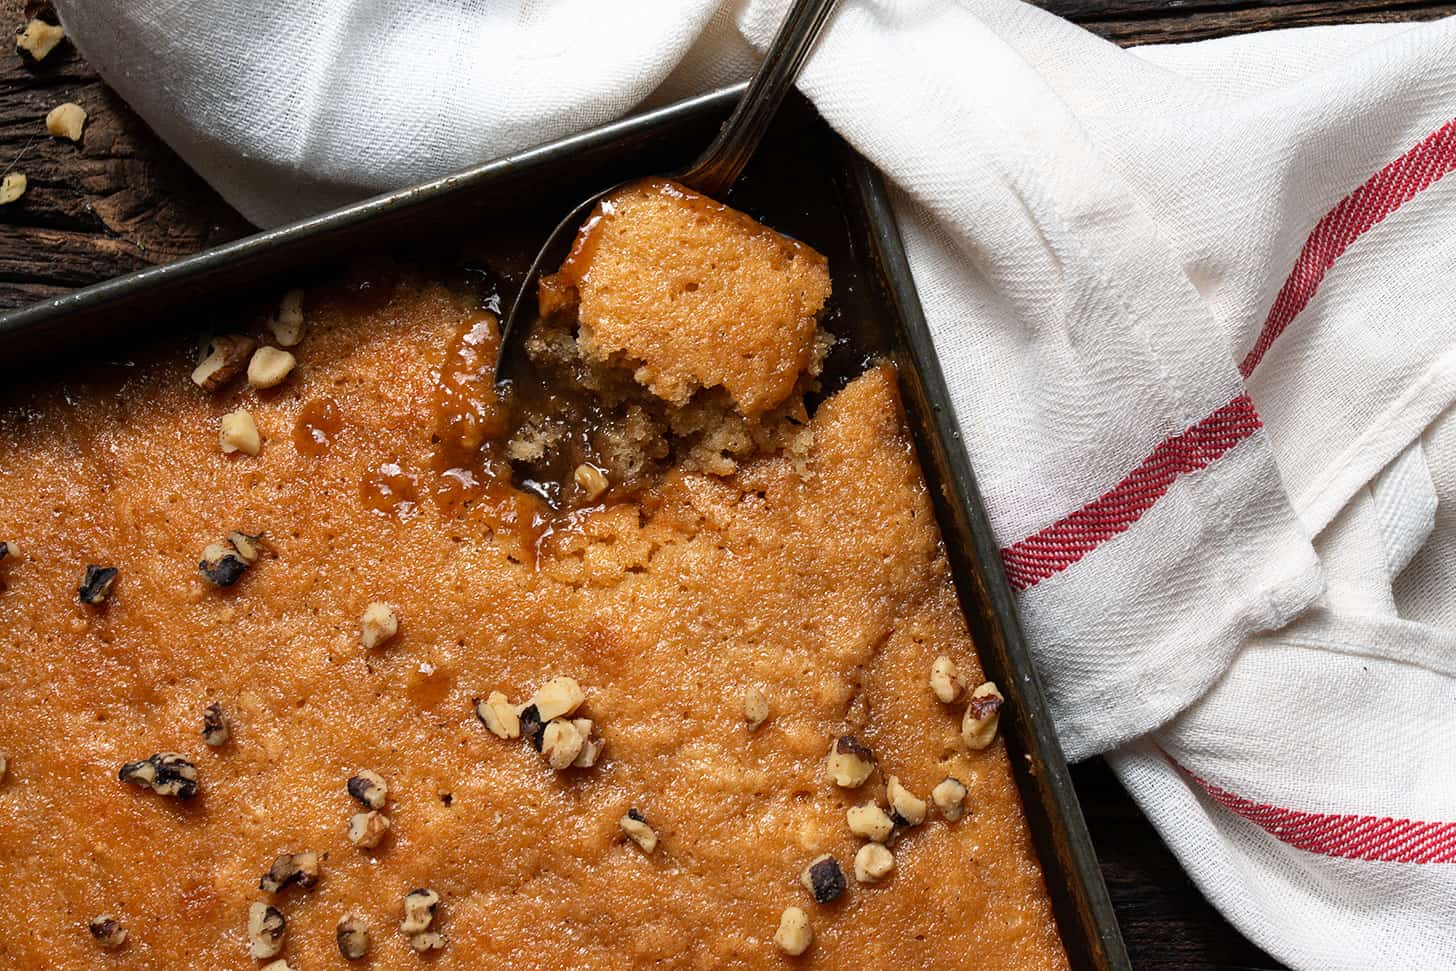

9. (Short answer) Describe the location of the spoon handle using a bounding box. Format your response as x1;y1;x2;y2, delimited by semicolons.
677;0;841;198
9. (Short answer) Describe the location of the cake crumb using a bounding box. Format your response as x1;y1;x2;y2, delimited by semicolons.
573;462;609;502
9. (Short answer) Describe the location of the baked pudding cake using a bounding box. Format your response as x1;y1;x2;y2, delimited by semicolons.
0;179;1069;969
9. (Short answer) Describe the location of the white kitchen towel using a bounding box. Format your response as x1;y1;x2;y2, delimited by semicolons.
52;1;1456;966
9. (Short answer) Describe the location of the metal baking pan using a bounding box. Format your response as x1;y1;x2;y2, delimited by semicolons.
0;83;1129;969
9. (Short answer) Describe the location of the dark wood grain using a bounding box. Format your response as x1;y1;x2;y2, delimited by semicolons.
0;0;249;309
0;1;1434;965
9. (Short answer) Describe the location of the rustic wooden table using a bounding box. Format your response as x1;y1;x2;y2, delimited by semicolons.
3;1;1443;966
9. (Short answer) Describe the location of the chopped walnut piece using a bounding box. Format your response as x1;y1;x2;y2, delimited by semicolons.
530;676;585;721
191;334;256;391
346;769;388;810
886;775;927;827
15;18;64;61
258;851;320;893
87;915;126;950
571;717;604;768
845;801;894;843
199;532;263;587
248;346;297;389
218;409;261;456
743;686;770;730
541;718;584;770
267;289;307;347
409;931;447;952
773;906;812;956
118;752;197;800
360;601;399;649
930;655;963;703
347;810;391;848
0;172;25;205
474;692;520;739
932;777;969;821
573;462;609;502
825;735;875;788
0;750;7;783
0;540;15;563
854;842;895;883
336;912;370;960
201;702;230;746
247;901;286;959
399;888;440;935
799;854;846;903
45;101;85;141
962;681;1005;750
259;960;296;971
619;808;657;853
517;703;546;751
77;564;117;605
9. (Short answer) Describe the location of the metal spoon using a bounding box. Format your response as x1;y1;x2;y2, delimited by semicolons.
494;0;840;385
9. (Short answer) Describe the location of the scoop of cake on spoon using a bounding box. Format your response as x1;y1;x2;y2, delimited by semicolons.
494;0;839;390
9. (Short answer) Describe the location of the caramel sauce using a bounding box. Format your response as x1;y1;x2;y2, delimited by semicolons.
293;397;343;456
428;311;510;515
477;482;552;566
360;461;420;519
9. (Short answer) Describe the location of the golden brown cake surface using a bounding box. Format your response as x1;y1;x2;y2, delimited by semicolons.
547;177;831;417
0;273;1065;969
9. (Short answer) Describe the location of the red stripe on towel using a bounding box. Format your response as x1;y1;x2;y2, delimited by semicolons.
1001;117;1456;591
1188;769;1456;864
1000;394;1261;589
1240;117;1456;377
